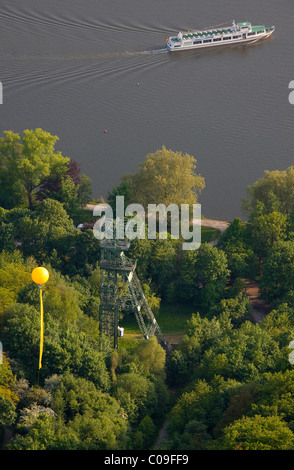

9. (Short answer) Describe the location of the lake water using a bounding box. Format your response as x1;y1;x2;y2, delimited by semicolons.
1;0;293;220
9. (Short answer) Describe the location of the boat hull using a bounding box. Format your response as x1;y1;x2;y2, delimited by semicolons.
166;27;275;52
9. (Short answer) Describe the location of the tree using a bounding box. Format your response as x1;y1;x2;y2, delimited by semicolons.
132;416;156;449
0;254;34;324
0;394;17;429
220;415;294;450
0;132;24;209
52;228;100;277
107;177;132;215
0;129;69;209
243;166;294;217
259;303;294;342
0;199;96;270
132;336;166;376
217;218;258;280
179;243;230;310
213;382;258;436
166;349;190;386
2;296;110;389
166;312;232;387
51;373;127;449
127;237;154;280
39;159;93;219
2;303;41;378
141;283;161;316
7;199;76;262
0;354;18;433
177;311;283;384
248;370;294;424
113;371;159;425
8;373;128;450
167;376;239;440
198;321;282;382
7;414;59;450
125;146;205;208
259;240;294;303
248;211;287;264
210;292;251;324
148;237;180;301
218;218;246;246
184;312;232;349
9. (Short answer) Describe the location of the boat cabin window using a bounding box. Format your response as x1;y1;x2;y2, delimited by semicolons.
248;31;256;36
213;38;221;42
233;35;241;39
223;36;232;40
193;40;202;44
203;39;212;43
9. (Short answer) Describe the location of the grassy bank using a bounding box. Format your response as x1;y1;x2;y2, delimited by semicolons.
120;302;195;346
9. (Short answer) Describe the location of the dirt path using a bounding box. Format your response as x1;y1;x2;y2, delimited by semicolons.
200;218;230;234
0;428;13;450
244;279;272;323
192;218;229;246
154;419;169;448
85;204;96;211
192;218;230;234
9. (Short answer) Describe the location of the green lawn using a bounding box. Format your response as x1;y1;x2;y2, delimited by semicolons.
120;302;195;336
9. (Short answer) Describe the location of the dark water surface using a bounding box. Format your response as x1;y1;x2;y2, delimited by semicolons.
0;0;293;220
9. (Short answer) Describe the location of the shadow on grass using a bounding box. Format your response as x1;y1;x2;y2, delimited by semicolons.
120;302;195;345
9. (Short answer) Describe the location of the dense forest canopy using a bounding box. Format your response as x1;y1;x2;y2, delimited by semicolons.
0;129;294;450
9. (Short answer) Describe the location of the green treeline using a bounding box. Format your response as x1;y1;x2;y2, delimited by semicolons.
160;166;294;450
1;129;294;450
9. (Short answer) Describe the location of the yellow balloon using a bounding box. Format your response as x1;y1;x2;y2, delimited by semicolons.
32;267;49;285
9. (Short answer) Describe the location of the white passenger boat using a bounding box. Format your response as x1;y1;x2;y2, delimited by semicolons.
166;21;275;52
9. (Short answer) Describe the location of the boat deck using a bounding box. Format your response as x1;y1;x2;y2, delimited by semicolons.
170;24;270;42
171;28;232;42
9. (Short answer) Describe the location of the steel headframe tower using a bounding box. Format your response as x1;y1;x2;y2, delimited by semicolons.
99;218;166;349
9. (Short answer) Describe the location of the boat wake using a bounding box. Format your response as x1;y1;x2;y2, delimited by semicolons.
150;47;169;54
2;46;171;93
123;47;168;56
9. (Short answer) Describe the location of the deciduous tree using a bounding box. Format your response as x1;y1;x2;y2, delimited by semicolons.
220;415;294;450
243;166;294;217
124;146;205;208
0;129;69;209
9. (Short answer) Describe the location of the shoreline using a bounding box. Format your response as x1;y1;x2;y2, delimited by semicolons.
199;218;230;234
84;204;230;233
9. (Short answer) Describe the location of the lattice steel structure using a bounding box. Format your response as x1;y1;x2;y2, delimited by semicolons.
99;220;165;349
